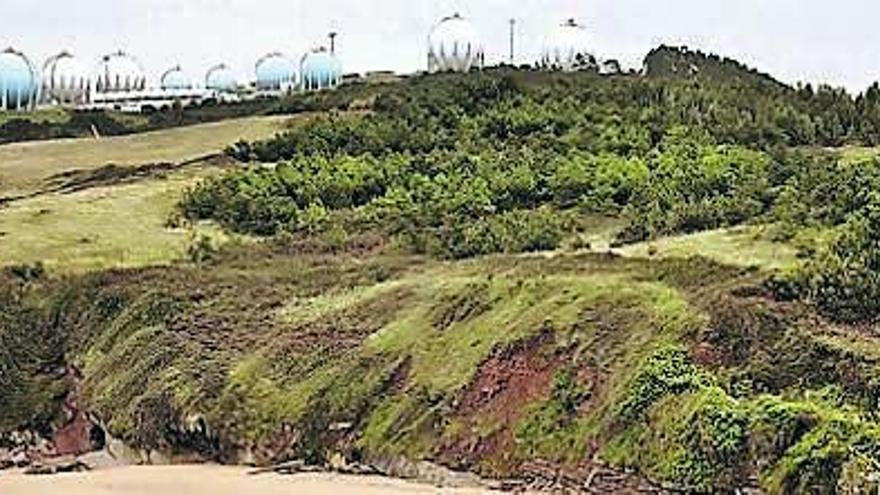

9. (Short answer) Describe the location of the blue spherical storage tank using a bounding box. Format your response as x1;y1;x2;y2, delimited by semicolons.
205;64;237;92
300;48;342;92
0;48;39;111
255;52;296;91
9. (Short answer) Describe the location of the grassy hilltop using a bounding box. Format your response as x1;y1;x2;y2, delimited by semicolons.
6;47;880;493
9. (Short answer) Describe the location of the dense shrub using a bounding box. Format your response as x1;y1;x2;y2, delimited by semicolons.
614;346;708;424
672;388;750;491
184;59;880;316
617;127;771;243
794;198;880;323
400;207;569;259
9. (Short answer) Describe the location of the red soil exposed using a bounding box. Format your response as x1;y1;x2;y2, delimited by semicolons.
53;369;98;457
439;329;592;474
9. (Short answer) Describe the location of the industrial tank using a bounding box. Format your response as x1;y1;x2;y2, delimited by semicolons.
427;13;484;73
255;52;296;92
300;48;342;91
161;65;193;90
0;48;39;111
42;51;89;105
541;19;597;71
95;51;146;93
205;63;237;92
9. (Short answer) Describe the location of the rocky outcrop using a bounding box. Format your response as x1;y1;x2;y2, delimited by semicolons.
24;456;91;475
0;430;55;470
1;367;109;473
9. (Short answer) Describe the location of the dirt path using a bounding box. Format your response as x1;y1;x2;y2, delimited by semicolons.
0;465;495;495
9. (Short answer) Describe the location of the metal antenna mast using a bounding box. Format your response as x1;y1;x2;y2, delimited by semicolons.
508;18;516;65
329;31;338;54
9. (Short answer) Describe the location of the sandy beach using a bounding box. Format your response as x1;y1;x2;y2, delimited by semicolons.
0;465;495;495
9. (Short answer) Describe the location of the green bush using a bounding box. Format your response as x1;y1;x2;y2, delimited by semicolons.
0;278;66;434
794;197;880;322
614;346;708;424
183;65;880;316
187;234;218;265
671;388;749;491
617;127;771;243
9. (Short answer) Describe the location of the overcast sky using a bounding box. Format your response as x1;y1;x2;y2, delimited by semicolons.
3;0;880;92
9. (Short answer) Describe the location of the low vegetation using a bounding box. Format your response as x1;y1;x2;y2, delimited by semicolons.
4;245;880;493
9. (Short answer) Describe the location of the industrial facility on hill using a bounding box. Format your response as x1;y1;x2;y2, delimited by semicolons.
1;13;610;113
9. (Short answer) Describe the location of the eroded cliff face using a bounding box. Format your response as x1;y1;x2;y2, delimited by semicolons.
1;366;101;470
3;250;880;493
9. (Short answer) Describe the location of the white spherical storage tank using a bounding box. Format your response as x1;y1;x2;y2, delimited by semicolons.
428;13;484;73
94;51;146;93
42;51;90;105
541;19;597;72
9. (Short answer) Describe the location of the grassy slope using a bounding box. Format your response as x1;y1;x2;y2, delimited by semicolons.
0;115;295;271
617;225;800;271
0;162;874;491
53;252;705;453
14;244;875;493
0;115;290;198
1;101;875;490
0;165;234;272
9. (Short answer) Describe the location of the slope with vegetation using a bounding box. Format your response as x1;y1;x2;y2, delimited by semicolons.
0;116;298;271
0;115;291;199
5;47;880;493
183;50;880;322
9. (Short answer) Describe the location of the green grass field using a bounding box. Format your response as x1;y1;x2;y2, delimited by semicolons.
616;225;800;271
0;115;291;198
0;115;291;272
0;107;71;126
0;165;236;272
837;145;880;164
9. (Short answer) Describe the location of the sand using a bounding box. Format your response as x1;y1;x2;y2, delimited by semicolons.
0;465;494;495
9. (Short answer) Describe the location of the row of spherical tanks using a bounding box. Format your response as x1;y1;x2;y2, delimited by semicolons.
2;15;599;112
428;14;602;73
0;47;343;111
